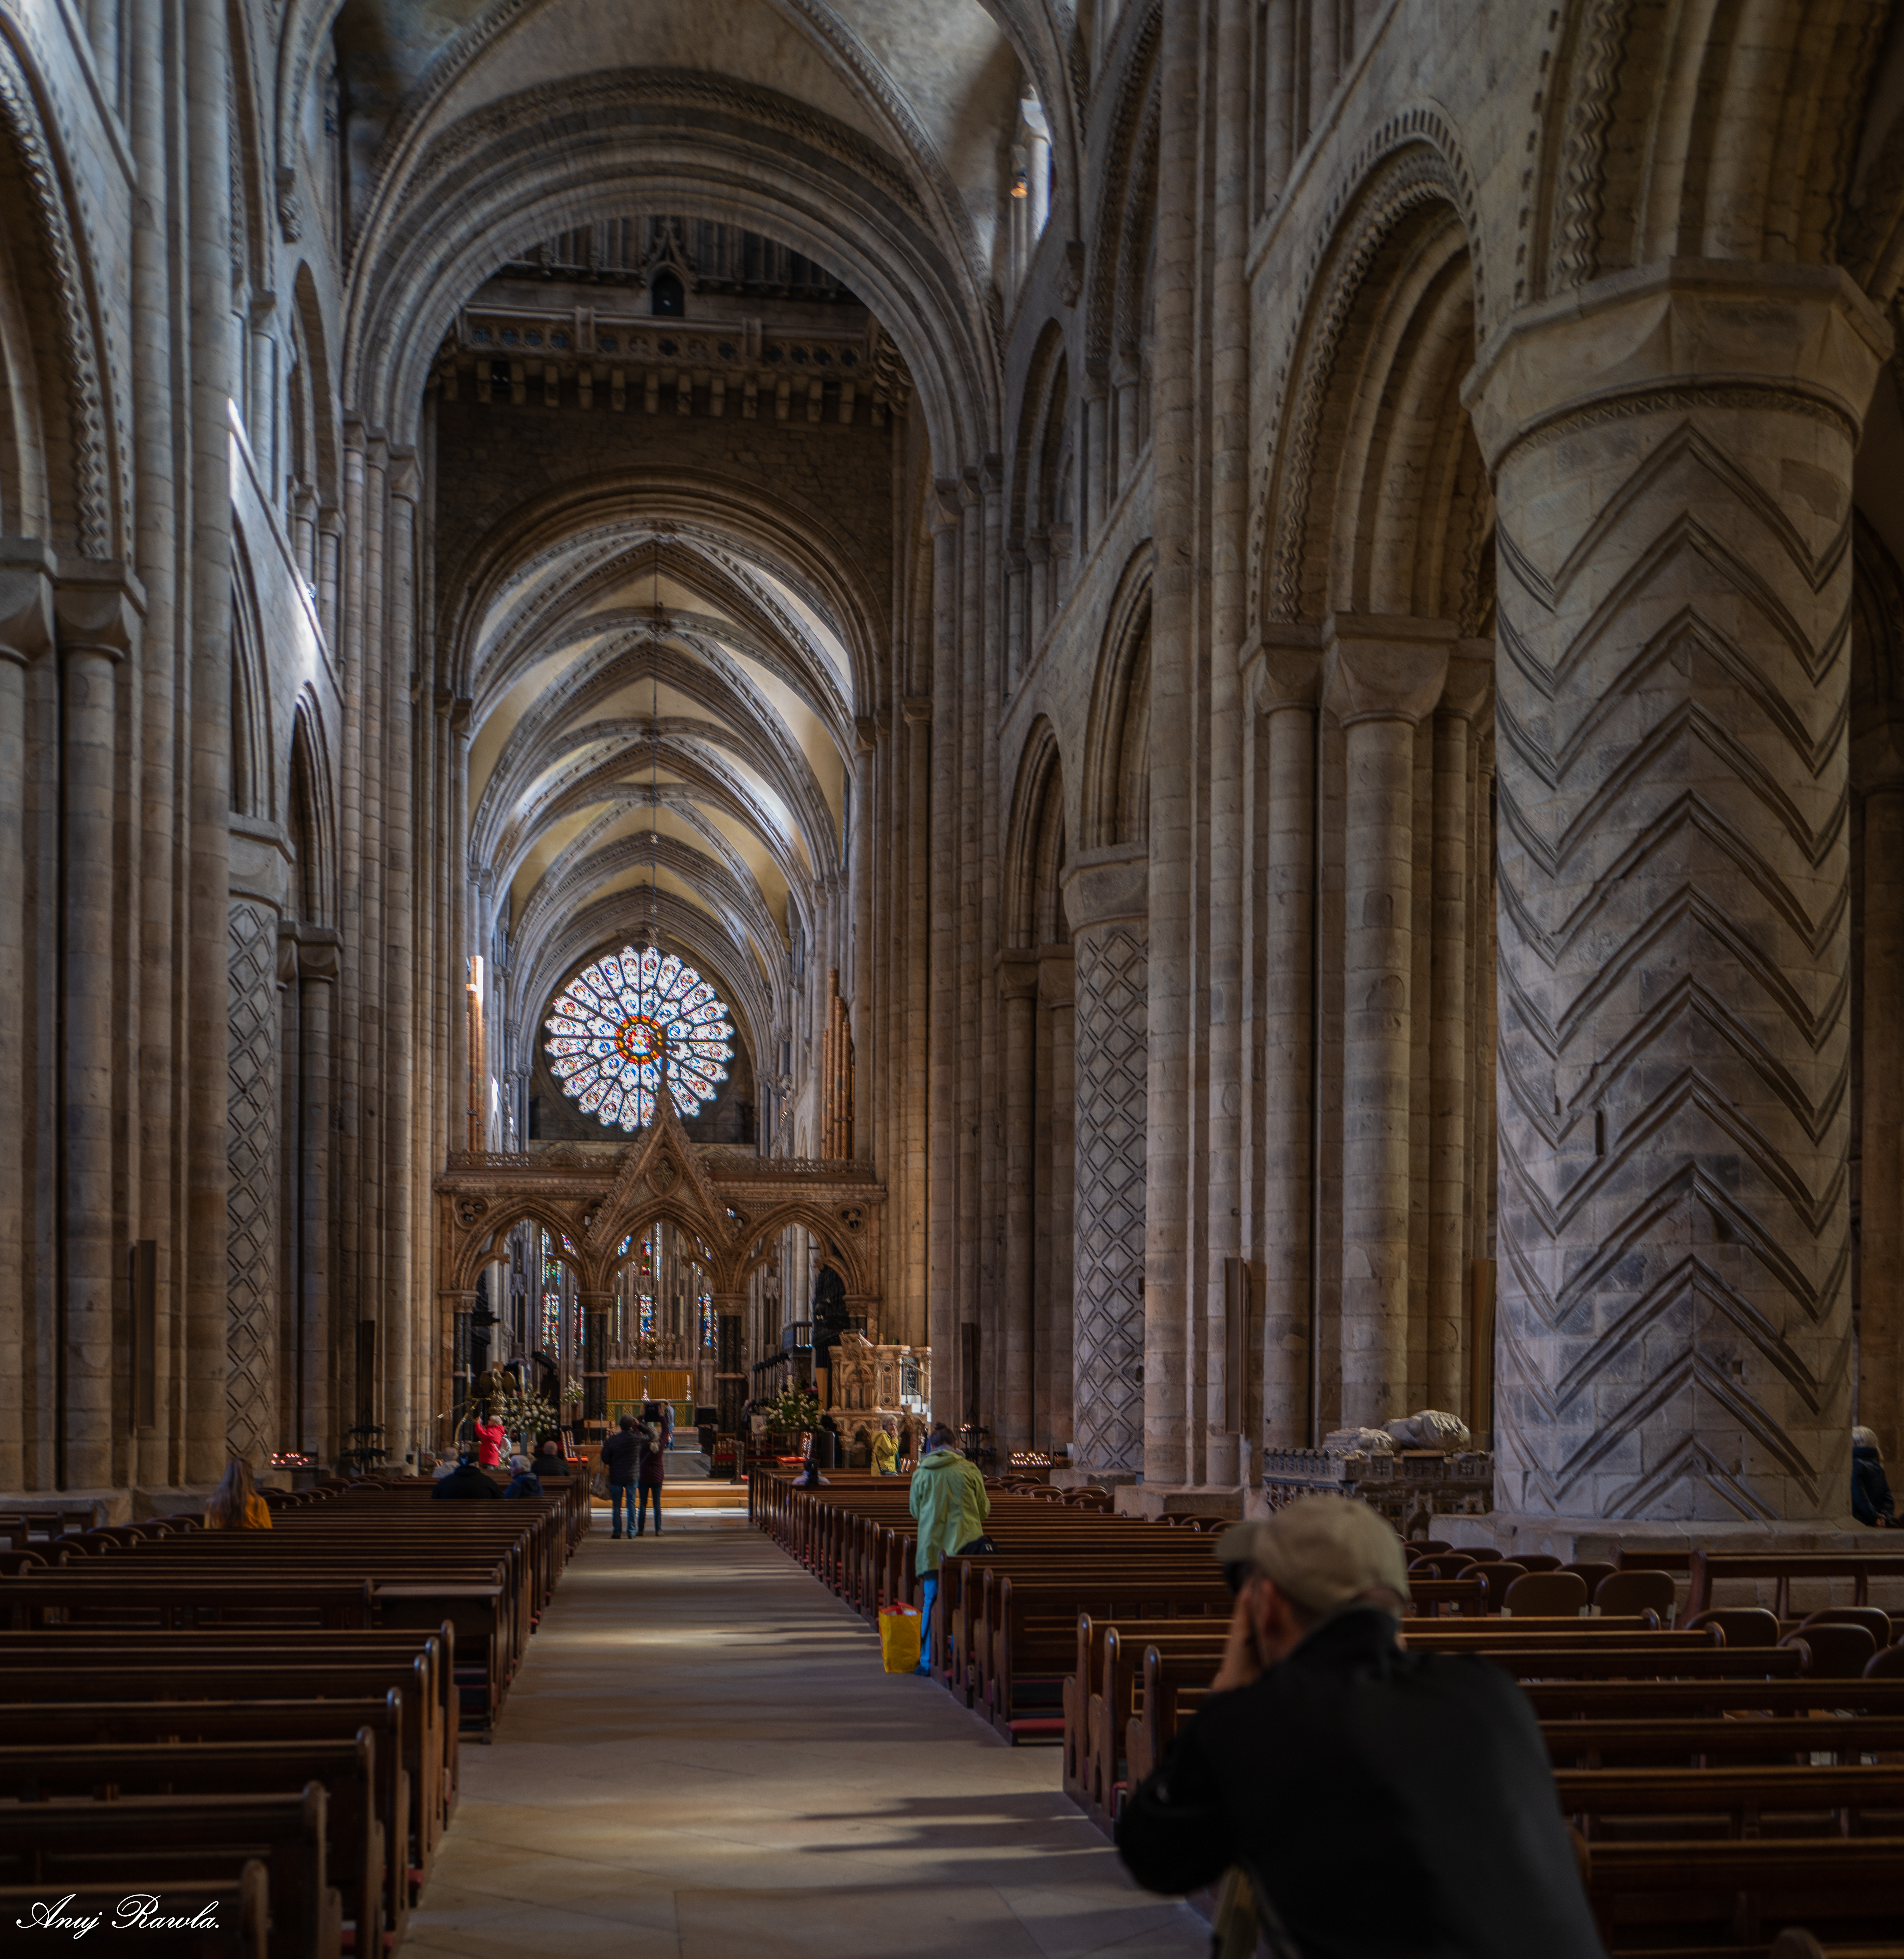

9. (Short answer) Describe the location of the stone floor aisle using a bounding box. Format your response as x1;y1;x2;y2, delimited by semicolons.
406;1522;1208;1959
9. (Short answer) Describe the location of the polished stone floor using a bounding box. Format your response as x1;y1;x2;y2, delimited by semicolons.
407;1520;1208;1959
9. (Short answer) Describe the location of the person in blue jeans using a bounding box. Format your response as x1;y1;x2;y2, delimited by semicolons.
600;1412;642;1538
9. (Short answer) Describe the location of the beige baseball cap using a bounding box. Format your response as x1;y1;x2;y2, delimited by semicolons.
1214;1496;1412;1616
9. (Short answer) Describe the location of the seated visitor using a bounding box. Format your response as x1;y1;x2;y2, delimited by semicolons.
501;1453;542;1499
432;1452;501;1499
1854;1425;1895;1526
534;1438;573;1477
1115;1496;1601;1959
906;1423;990;1677
203;1457;273;1531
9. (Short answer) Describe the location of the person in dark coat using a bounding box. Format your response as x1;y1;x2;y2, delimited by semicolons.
635;1400;666;1536
501;1454;542;1499
533;1439;573;1479
600;1413;642;1538
1116;1496;1602;1959
1854;1425;1895;1526
431;1454;501;1500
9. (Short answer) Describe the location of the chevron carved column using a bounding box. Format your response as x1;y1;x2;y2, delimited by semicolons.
1469;266;1890;1527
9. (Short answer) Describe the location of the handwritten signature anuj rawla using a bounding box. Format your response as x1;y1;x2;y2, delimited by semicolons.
16;1896;224;1938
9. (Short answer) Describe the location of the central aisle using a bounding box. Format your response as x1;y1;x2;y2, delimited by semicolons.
407;1521;1209;1959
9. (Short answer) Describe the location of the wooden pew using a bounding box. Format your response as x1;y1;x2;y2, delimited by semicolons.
1584;1836;1904;1950
0;1575;373;1629
0;1695;412;1933
1553;1762;1904;1841
1542;1714;1904;1769
0;1786;339;1959
1684;1550;1904;1624
0;1734;390;1944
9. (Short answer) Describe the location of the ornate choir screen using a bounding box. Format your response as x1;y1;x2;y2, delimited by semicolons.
433;1083;887;1449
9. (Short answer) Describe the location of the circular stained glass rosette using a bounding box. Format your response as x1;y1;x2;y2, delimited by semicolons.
542;946;734;1131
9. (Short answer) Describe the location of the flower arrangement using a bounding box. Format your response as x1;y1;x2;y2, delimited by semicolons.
489;1381;559;1441
562;1381;584;1408
764;1382;821;1433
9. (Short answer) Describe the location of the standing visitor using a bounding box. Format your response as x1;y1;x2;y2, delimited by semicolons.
635;1400;667;1536
872;1416;899;1475
472;1413;506;1468
601;1413;642;1538
204;1459;273;1531
906;1423;990;1677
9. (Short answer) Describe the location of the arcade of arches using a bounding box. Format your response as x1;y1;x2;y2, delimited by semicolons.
6;0;1904;1548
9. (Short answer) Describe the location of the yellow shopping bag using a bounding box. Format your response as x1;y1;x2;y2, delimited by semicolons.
879;1604;921;1673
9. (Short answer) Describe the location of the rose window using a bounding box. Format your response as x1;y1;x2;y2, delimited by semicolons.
543;946;734;1130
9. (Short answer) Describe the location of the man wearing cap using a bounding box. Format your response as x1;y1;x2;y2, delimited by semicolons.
1115;1496;1602;1958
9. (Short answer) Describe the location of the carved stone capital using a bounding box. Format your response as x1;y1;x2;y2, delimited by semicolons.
1242;621;1322;714
1464;259;1894;471
1323;615;1457;727
929;481;963;533
997;948;1041;1001
1439;642;1495;722
54;560;145;664
0;541;56;667
901;694;933;725
854;715;878;755
1854;707;1904;795
1062;841;1149;936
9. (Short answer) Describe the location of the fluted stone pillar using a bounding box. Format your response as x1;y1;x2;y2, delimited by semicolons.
1062;846;1148;1476
1252;643;1319;1447
1860;739;1904;1462
0;552;51;1493
56;569;141;1490
1468;264;1889;1527
1326;620;1451;1431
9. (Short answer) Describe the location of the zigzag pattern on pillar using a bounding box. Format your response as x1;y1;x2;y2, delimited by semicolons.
1493;410;1853;1523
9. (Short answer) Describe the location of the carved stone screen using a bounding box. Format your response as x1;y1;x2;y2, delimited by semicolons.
544;946;734;1131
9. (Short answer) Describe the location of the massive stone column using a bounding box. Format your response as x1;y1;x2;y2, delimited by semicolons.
1469;265;1888;1529
1325;620;1451;1432
1063;847;1149;1476
1038;947;1075;1453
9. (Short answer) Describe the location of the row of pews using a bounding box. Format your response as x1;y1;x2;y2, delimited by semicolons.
755;1469;1904;1956
0;1471;589;1958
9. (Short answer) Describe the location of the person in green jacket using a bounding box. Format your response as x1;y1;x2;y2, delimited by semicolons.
907;1423;990;1677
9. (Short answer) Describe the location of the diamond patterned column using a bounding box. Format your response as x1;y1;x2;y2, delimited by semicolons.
1065;846;1150;1476
226;897;281;1465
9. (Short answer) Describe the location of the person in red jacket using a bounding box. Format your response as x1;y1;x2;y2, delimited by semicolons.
472;1414;505;1468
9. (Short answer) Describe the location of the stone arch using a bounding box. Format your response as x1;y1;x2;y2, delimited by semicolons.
1006;718;1068;951
229;541;273;821
1256;149;1481;628
1081;0;1160;374
342;69;999;474
730;1203;874;1297
1080;546;1152;850
0;25;117;558
288;697;336;929
452;1200;602;1296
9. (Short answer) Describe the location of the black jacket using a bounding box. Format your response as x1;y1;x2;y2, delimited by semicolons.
600;1427;641;1487
1854;1444;1895;1526
431;1464;501;1500
1116;1607;1603;1959
532;1453;573;1478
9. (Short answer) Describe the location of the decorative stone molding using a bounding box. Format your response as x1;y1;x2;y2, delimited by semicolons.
227;897;282;1467
1322;615;1457;726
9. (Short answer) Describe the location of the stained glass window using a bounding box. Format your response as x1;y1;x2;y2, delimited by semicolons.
543;945;734;1130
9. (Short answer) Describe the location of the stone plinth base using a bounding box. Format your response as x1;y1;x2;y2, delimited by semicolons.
1113;1482;1246;1521
1439;1511;1875;1563
0;1487;131;1527
1051;1467;1137;1491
